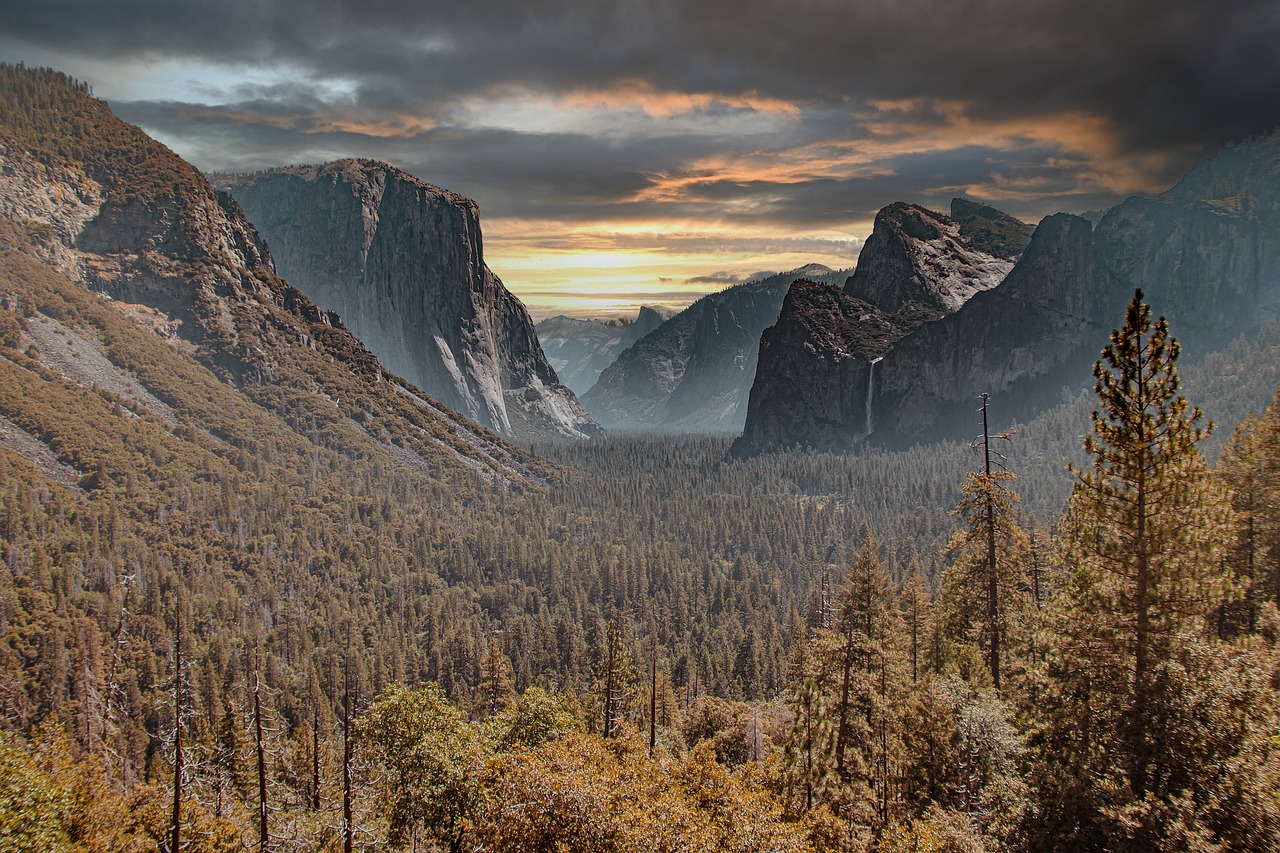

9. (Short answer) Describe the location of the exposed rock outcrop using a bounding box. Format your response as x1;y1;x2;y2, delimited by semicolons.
582;265;848;432
843;199;1031;316
732;200;1031;455
220;161;600;441
734;132;1280;455
732;281;899;453
0;65;547;485
536;305;671;396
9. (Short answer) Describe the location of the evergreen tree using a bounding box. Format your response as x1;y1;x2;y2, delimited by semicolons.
830;536;899;830
1064;291;1233;796
1030;291;1280;851
782;673;836;814
475;638;516;719
1218;391;1280;626
942;394;1029;692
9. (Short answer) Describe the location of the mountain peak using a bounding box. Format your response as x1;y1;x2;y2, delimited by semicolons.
222;162;600;441
844;200;1028;315
0;62;549;484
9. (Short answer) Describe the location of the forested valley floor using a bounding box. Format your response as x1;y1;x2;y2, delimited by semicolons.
3;282;1280;851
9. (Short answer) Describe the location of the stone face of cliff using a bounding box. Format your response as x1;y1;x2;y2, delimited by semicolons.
581;265;848;432
734;132;1280;455
730;280;900;454
869;212;1110;447
732;200;1030;455
843;200;1031;316
220;160;600;441
536;305;672;396
0;66;547;485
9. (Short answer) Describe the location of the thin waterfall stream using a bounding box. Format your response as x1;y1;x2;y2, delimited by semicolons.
865;356;883;437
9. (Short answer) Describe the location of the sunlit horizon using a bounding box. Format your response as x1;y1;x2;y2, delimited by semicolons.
482;219;864;320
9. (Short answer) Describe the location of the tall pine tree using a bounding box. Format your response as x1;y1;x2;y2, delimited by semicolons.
1029;290;1280;852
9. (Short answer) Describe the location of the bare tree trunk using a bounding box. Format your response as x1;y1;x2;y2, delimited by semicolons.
343;662;354;853
311;704;321;811
603;626;617;739
254;673;269;853
648;629;657;756
981;393;1001;692
170;608;183;853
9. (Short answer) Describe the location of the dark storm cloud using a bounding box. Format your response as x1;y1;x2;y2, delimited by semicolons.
6;0;1279;237
10;0;1279;152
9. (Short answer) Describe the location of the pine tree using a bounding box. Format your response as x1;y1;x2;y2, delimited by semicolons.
476;638;515;719
1027;291;1280;852
942;394;1029;692
899;570;931;685
1062;290;1233;798
830;535;899;829
1218;390;1280;627
782;673;836;814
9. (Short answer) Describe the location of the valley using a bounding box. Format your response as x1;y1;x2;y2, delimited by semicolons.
0;63;1278;853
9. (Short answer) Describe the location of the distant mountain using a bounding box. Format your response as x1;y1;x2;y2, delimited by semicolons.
218;160;600;441
734;132;1280;455
581;265;850;432
0;65;546;486
535;305;671;396
733;200;1032;455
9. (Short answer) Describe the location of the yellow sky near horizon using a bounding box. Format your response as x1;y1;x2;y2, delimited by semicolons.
482;219;867;320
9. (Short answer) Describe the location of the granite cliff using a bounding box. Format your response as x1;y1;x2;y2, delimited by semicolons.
0;66;547;485
581;265;848;432
844;199;1032;316
732;200;1032;455
219;161;600;441
734;132;1280;455
535;305;671;396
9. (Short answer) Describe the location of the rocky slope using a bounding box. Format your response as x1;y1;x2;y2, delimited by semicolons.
0;65;548;487
732;200;1032;455
731;281;900;453
535;305;671;395
734;132;1280;455
843;199;1032;315
581;265;849;432
218;161;600;441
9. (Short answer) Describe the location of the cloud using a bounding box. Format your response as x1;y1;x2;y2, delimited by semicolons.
8;0;1276;156
685;270;781;285
4;0;1278;308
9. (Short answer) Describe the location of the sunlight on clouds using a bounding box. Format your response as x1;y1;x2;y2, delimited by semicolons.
456;82;800;137
636;100;1181;209
557;81;801;119
863;99;1185;195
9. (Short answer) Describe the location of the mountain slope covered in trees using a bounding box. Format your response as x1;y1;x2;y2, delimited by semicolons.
0;65;1278;853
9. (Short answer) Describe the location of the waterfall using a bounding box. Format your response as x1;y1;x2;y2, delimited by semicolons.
865;357;882;438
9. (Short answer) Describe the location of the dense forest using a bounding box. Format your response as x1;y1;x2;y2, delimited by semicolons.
0;65;1278;852
3;263;1280;850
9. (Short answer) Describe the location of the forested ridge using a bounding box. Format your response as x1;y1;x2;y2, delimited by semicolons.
0;65;1278;852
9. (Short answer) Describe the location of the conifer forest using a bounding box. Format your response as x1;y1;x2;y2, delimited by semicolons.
1;63;1279;853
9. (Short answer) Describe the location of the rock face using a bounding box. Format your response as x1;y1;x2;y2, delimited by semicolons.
582;265;848;432
0;66;546;485
844;199;1032;315
220;161;600;441
732;281;900;453
535;305;671;396
732;200;1031;455
735;132;1280;455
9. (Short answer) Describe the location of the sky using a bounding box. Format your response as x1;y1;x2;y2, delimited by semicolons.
4;0;1280;319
